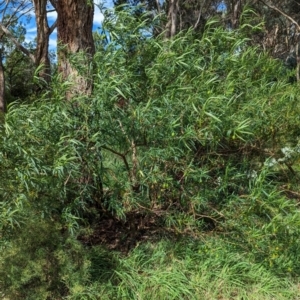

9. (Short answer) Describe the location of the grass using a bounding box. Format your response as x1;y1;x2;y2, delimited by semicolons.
67;235;300;300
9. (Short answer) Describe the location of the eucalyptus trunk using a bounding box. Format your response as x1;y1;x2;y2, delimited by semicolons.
56;0;95;98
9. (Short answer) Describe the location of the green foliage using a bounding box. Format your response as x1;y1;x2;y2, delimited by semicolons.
0;217;91;299
1;8;300;299
64;239;299;299
93;9;300;219
222;167;300;275
1;21;36;103
4;48;35;102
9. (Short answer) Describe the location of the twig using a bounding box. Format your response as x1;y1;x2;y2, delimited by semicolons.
260;0;300;30
102;145;131;175
117;119;139;189
0;22;36;62
194;0;206;29
155;0;161;14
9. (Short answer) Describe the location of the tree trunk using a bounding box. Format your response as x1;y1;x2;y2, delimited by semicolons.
232;0;242;29
56;0;95;98
33;0;51;85
165;0;178;38
0;48;6;113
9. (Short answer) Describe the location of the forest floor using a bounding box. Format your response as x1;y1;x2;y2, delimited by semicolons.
76;211;300;300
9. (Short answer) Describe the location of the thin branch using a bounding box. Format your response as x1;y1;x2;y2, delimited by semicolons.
1;1;33;27
49;19;57;34
12;7;35;23
260;1;300;81
49;0;57;10
102;145;131;175
3;1;33;26
117;119;139;187
0;22;35;63
131;138;138;188
155;0;161;14
194;0;206;29
296;31;300;82
260;0;300;30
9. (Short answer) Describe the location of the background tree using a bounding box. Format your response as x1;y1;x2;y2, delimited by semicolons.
0;0;58;96
4;43;36;101
257;0;300;80
223;0;300;79
0;0;34;111
113;0;300;80
164;0;223;37
113;0;223;37
0;0;35;62
32;0;56;85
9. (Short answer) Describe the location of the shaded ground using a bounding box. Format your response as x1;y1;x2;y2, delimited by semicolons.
78;208;219;253
78;212;177;253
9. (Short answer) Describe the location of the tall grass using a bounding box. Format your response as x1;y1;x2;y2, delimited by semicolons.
67;238;299;300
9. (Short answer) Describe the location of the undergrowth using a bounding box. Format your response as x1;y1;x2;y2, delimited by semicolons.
68;237;299;300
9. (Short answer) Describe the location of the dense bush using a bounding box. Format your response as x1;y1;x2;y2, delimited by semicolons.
94;12;300;220
1;9;300;299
